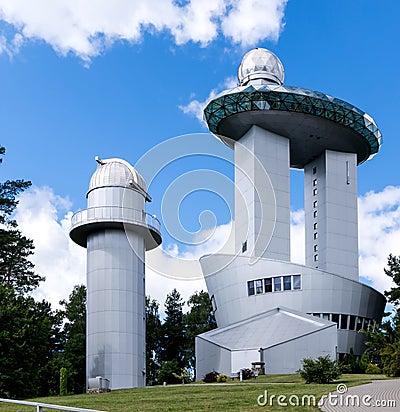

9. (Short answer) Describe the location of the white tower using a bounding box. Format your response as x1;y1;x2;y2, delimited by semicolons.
70;157;161;390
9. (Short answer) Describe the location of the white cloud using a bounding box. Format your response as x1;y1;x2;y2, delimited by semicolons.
0;0;288;62
290;209;305;264
179;76;237;123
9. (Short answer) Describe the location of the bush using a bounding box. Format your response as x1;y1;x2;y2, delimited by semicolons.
239;368;255;380
59;367;68;396
158;360;182;384
216;373;228;383
298;355;341;384
203;371;219;383
365;363;382;374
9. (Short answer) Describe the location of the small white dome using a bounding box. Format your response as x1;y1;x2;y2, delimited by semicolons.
89;157;147;195
238;48;284;86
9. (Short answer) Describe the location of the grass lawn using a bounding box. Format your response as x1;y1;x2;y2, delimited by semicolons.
0;374;391;412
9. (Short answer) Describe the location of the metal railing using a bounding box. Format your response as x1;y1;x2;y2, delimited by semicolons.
70;206;161;233
0;398;107;412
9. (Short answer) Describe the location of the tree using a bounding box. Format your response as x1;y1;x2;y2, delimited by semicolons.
0;146;44;293
146;296;162;385
58;285;86;394
384;254;400;306
185;290;217;371
160;289;187;368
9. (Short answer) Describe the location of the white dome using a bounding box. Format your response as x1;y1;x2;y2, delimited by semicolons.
89;157;147;194
238;48;284;86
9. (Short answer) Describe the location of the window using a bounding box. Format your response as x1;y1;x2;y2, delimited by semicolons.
314;254;318;262
313;178;317;186
273;277;282;292
255;279;263;294
247;281;255;296
293;274;301;290
313;313;320;318
332;314;339;326
313;166;317;174
356;317;363;331
283;276;291;291
314;232;318;239
340;314;348;330
242;240;247;253
264;278;272;293
313;200;318;208
313;188;318;196
322;313;330;320
313;210;318;218
313;222;318;229
210;295;217;312
313;244;318;252
349;315;356;330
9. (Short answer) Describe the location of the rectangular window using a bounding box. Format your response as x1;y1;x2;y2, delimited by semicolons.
356;317;363;331
242;240;247;253
313;222;318;229
313;166;317;174
264;278;272;293
314;232;318;239
293;274;301;290
283;275;291;291
349;315;356;330
255;279;263;294
322;313;330;320
314;244;318;252
313;210;318;218
314;254;318;262
332;314;339;327
313;178;317;186
340;314;348;330
313;200;318;208
247;281;255;296
313;313;320;318
273;277;282;292
313;188;318;196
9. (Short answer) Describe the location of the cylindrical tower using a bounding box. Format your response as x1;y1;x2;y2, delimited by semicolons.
70;157;161;390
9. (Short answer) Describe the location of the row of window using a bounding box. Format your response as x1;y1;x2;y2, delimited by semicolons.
248;274;301;296
309;313;374;331
312;176;319;265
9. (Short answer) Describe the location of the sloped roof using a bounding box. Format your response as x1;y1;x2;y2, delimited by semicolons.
198;307;336;351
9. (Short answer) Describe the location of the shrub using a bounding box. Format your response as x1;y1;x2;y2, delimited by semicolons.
239;368;254;380
365;363;382;374
298;355;341;384
158;360;182;384
216;373;228;383
59;367;68;396
203;371;219;383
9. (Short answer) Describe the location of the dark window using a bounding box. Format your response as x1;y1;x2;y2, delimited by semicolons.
314;232;318;239
242;241;247;253
349;315;356;330
313;210;318;218
264;278;272;293
313;313;320;318
340;314;348;329
322;313;330;320
313;200;318;208
210;295;217;312
313;166;317;174
332;314;339;327
255;279;263;294
314;244;318;252
283;276;291;291
273;277;282;292
313;222;318;229
313;178;317;186
356;317;363;331
314;254;318;262
247;281;255;296
293;275;301;290
313;188;318;196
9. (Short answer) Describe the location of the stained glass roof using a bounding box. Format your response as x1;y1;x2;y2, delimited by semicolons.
203;83;382;166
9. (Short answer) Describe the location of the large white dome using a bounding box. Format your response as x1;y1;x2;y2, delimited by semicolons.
238;48;284;86
89;157;147;194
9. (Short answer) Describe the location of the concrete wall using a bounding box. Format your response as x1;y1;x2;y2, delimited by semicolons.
234;126;290;261
304;150;358;280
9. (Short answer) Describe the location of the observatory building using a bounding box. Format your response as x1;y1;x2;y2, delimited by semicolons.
70;157;161;389
196;48;385;377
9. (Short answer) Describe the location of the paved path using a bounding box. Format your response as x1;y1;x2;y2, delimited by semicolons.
320;380;400;412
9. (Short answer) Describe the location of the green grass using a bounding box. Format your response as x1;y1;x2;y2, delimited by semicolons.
0;374;392;412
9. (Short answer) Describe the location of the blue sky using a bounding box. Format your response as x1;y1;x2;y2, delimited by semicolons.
0;0;399;307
